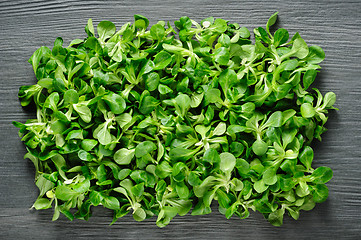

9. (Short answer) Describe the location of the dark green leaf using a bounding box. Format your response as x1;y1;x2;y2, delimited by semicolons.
139;96;159;115
311;184;329;203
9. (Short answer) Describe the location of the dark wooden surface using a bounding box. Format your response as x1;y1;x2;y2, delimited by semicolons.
1;0;360;239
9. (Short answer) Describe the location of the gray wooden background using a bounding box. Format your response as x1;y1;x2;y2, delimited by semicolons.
1;0;360;239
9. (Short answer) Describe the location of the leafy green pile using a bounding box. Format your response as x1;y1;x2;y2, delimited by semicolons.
14;13;336;227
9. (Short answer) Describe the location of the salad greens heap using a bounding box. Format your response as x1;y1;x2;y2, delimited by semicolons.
14;12;336;227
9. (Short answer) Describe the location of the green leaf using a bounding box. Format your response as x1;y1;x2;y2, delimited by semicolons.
50;120;66;135
85;37;102;53
176;124;194;137
172;163;187;183
227;125;246;136
150;24;165;41
311;166;333;184
135;141;157;158
66;130;83;140
153;51;172;70
169;147;196;161
139;96;159;115
266;12;278;35
203;148;221;165
55;185;77;201
36;175;55;197
268;208;285;227
323;92;337;108
85;18;95;37
33;198;52;210
254;179;268;193
102;196;120;210
144;72;160;91
176;181;190;199
257;27;270;44
156;206;178;227
174;94;191;117
103;92;126;114
115;113;132;128
263;111;283;128
78;150;94;161
301;103;316;118
158;84;173;95
175;16;192;30
97;21;116;41
89;191;103;206
305;45;325;64
311;184;329;203
73;179;90;193
155;161;173;178
219;152;236;173
44;92;60;110
213;122;227;136
280;177;296;191
190;91;204;108
279;59;298;71
28;46;51;74
193;176;216;197
133;207;147;221
213;47;230;65
134;14;149;29
299;146;313;170
114;148;135;164
231;178;244;191
218;69;237;97
217;189;231;208
94;123;112;145
81;139;98;151
296;181;310;197
195;125;211;139
273;28;289;47
252;139;268;156
236;158;250;175
131;183;145;197
299;196;316;211
64;89;79;105
118;169;131;180
53;78;66;93
263;168;278;185
73;104;92;123
218;34;231;47
204;88;222;104
303;69;317;90
209;18;228;33
292;38;309;59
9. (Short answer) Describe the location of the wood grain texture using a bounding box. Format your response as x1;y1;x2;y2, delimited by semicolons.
1;0;360;239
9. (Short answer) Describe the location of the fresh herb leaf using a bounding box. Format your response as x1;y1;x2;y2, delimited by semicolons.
14;13;336;227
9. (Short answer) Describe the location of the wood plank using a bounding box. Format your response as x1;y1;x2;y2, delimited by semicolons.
1;0;361;238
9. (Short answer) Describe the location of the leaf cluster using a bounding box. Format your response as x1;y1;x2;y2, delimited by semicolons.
14;13;336;227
